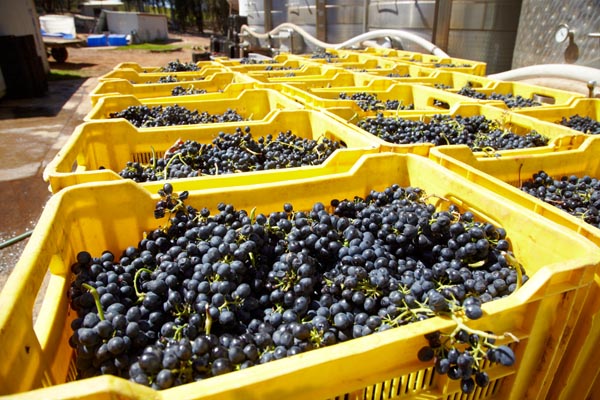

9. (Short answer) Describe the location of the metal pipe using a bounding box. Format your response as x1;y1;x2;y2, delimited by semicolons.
488;64;600;83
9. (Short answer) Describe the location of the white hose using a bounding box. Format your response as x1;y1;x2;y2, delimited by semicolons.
488;64;600;83
239;23;449;57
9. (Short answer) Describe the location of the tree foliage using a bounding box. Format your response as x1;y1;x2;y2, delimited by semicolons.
34;0;230;34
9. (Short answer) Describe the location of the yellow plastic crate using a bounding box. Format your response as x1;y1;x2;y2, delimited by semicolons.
285;50;360;64
246;67;350;84
274;71;389;90
111;60;223;73
401;54;487;76
223;59;315;73
428;137;600;400
43;109;379;193
446;81;585;109
349;50;487;76
213;54;295;67
2;153;599;399
98;66;227;83
327;103;584;156
349;47;427;61
356;65;440;81
412;70;500;90
511;98;600;134
283;51;405;75
89;72;255;106
272;82;475;114
83;88;304;126
243;65;344;81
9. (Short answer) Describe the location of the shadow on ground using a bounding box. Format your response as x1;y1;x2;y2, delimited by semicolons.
49;61;96;71
0;78;87;119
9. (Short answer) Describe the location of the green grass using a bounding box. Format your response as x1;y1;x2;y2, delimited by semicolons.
117;43;184;52
48;70;86;80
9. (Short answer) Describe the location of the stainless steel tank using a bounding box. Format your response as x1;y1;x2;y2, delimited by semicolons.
238;0;287;33
366;0;522;73
286;0;365;43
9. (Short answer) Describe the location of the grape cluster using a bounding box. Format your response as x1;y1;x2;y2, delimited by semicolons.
558;114;600;134
310;51;336;62
434;63;472;68
356;114;549;151
338;92;415;112
160;60;201;72
170;86;208;96
109;105;245;128
69;183;525;390
155;76;179;84
456;86;542;108
520;171;600;229
118;126;343;181
264;65;295;71
239;58;276;65
419;325;516;394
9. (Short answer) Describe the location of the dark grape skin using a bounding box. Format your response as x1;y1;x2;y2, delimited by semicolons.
118;126;343;182
68;183;526;391
159;60;201;72
456;85;542;108
557;114;600;134
109;105;245;128
338;92;414;112
356;113;548;151
520;171;600;229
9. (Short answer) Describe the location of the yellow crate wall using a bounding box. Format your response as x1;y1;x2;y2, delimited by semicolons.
275;82;479;112
43;110;379;193
326;103;584;156
89;72;256;106
444;81;584;109
111;60;223;73
98;66;228;83
1;153;599;399
511;98;600;135
428;137;600;399
84;88;304;125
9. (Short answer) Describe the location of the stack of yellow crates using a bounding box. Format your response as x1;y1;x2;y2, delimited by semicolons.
1;48;599;400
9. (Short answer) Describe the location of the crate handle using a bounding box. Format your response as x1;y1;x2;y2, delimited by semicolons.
532;93;556;105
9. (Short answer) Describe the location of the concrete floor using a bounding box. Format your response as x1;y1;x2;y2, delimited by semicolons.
0;77;96;290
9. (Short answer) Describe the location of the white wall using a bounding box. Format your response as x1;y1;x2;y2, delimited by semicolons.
106;11;168;43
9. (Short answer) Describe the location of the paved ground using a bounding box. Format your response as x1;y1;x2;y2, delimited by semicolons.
0;33;211;291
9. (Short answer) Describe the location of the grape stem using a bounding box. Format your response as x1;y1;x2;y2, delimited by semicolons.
265;140;305;152
133;267;153;300
82;283;105;321
204;303;212;335
163;153;188;180
448;313;519;343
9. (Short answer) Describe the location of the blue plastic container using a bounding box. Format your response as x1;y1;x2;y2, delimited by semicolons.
87;34;107;47
108;34;128;46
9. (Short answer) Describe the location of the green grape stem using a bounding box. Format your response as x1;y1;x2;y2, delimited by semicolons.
449;313;519;343
82;283;105;321
133;267;154;300
204;303;212;335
